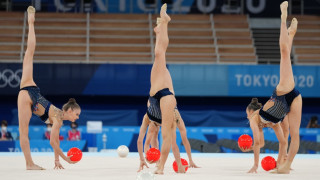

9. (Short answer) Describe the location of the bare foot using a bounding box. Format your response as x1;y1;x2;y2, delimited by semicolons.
270;169;278;174
154;168;164;175
157;17;162;25
27;164;45;170
160;3;171;23
288;18;298;37
27;6;35;24
276;164;290;174
280;1;288;22
277;168;290;174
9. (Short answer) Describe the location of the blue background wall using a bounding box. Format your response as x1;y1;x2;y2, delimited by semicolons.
1;63;320;127
1;63;320;97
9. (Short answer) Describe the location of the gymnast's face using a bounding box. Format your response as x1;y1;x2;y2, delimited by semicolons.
66;108;81;122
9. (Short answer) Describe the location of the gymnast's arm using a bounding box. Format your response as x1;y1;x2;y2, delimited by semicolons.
50;119;75;165
259;128;265;148
150;125;159;149
176;113;199;168
137;114;149;172
144;122;157;153
248;115;261;173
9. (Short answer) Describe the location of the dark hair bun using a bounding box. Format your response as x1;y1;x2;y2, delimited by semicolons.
247;97;262;111
68;98;76;103
62;98;80;111
251;98;259;104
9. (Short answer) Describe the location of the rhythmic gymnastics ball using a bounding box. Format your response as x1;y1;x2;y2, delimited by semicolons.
146;148;161;163
173;158;188;173
67;147;82;162
238;134;253;149
117;145;129;158
261;156;276;171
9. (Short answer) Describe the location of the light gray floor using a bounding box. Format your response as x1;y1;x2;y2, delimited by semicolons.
0;152;319;180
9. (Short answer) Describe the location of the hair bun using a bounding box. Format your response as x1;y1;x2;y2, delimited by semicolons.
251;98;258;104
62;98;80;111
68;98;76;103
247;98;262;111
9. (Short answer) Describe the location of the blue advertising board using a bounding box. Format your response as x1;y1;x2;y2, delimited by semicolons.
168;64;320;97
169;64;228;96
227;65;319;97
2;126;319;153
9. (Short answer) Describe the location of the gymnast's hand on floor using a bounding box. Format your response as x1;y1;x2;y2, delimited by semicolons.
248;165;258;173
189;160;200;168
138;160;149;172
145;158;156;164
54;160;64;169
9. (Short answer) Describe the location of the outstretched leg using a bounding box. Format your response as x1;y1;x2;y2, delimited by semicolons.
276;1;302;174
149;3;173;95
20;6;37;88
152;4;177;174
18;91;45;170
280;116;290;142
276;1;297;95
280;116;290;162
154;94;176;174
18;6;44;170
288;18;297;53
277;96;302;174
153;4;171;67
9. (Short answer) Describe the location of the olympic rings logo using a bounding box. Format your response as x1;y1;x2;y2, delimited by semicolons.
0;69;22;88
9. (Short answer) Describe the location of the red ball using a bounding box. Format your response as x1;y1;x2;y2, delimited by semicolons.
172;158;188;173
67;147;82;162
261;156;276;171
146;148;160;163
238;134;253;149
